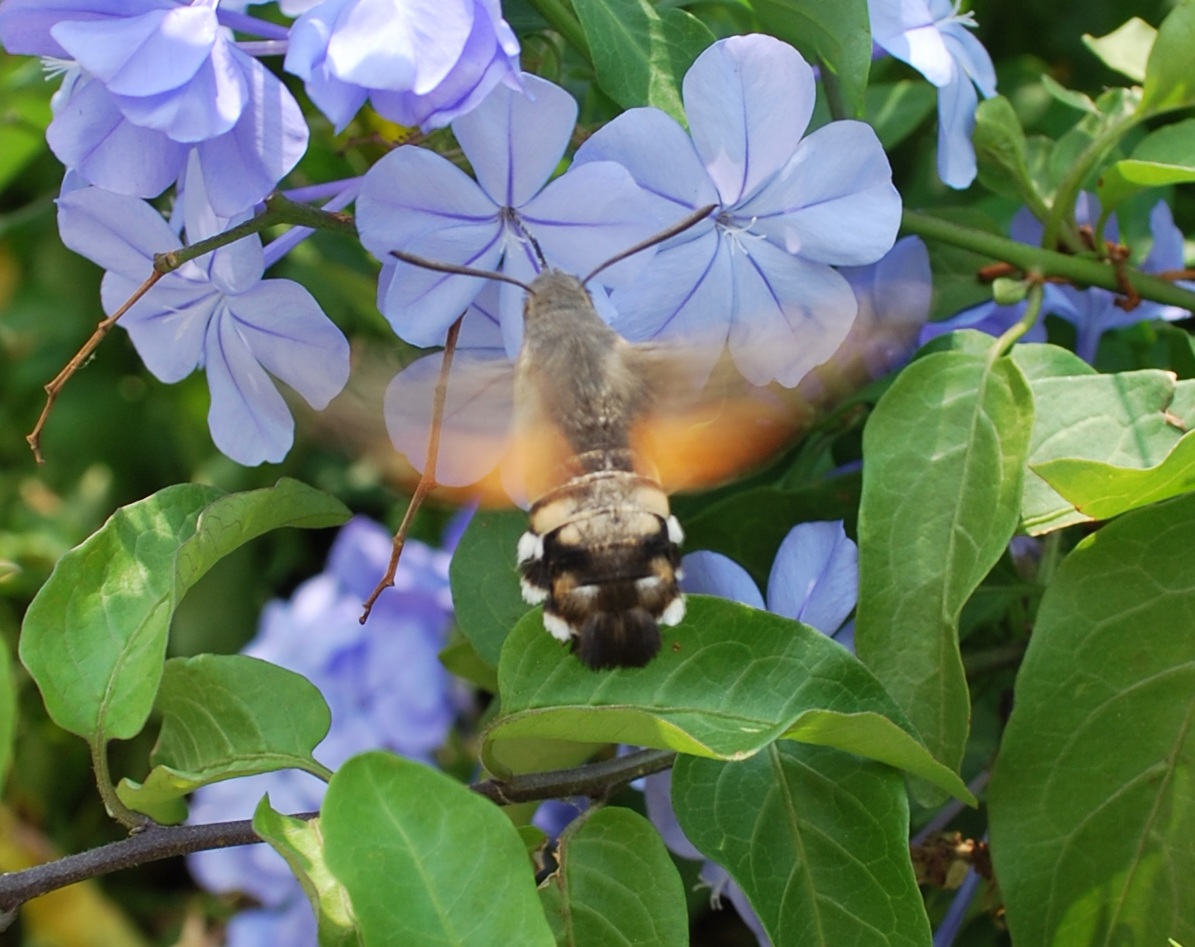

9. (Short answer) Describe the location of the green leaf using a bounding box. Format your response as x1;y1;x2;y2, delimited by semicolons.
855;352;1034;775
539;807;688;946
1140;0;1195;115
1099;118;1195;209
973;96;1044;211
752;0;871;118
1082;17;1156;82
989;494;1195;947
1035;430;1195;521
674;744;932;946
450;509;531;667
253;799;362;947
117;655;332;823
20;480;349;743
484;597;972;801
865;80;937;150
1040;74;1097;113
570;0;714;122
322;752;554;946
1016;352;1195;532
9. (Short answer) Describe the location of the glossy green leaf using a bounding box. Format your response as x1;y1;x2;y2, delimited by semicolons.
1040;74;1097;113
117;655;332;822
674;744;932;946
20;480;349;743
1082;17;1155;82
253;799;362;947
751;0;871;118
322;752;554;946
539;807;688;946
571;0;714;123
1099;118;1195;208
973;96;1043;210
1016;349;1195;532
484;597;972;801
1139;0;1195;115
450;509;531;667
855;351;1034;774
1035;429;1195;520
989;494;1195;946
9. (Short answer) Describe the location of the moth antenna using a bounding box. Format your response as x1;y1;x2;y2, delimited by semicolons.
582;204;717;285
390;249;536;294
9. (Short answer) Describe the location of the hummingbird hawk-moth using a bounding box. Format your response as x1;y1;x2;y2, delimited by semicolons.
377;211;925;670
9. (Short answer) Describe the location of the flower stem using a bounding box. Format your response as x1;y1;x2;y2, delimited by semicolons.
901;209;1195;313
525;0;592;64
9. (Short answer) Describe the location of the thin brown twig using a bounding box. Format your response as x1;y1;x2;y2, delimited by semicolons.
361;314;465;622
25;193;357;464
26;270;164;463
0;748;675;921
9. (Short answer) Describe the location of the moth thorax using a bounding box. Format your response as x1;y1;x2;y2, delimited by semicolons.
518;469;686;670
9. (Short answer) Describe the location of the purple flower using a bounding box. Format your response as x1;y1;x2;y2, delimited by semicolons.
573;34;901;386
646;522;860;944
923;195;1189;362
0;0;307;215
188;516;462;946
356;72;661;356
869;0;997;189
284;0;521;132
55;161;350;466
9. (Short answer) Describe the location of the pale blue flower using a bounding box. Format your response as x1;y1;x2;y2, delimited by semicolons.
55;160;349;465
356;73;660;355
284;0;521;131
0;0;308;214
574;33;902;385
869;0;997;188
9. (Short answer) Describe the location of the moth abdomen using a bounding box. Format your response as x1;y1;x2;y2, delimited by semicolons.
519;470;686;670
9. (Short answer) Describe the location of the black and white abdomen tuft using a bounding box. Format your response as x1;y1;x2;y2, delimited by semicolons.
517;470;686;670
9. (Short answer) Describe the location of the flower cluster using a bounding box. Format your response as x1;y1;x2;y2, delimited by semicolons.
0;0;519;214
923;194;1190;361
187;515;464;946
868;0;997;189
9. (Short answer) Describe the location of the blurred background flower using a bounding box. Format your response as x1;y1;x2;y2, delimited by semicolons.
187;515;466;945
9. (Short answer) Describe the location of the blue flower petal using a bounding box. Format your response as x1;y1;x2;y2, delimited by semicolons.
47;76;187;198
727;239;858;387
224;279;350;410
573;105;718;224
384;349;514;487
109;40;250;142
766;521;858;634
52;5;216;97
745;120;900;264
105;274;216;381
519;160;663;283
679;551;765;609
868;0;953;87
452;74;576;209
936;63;980;188
683;34;814;204
324;0;473;93
607;231;731;346
204;304;298;464
941;20;997;97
